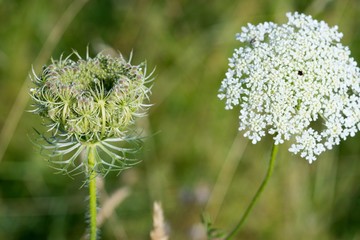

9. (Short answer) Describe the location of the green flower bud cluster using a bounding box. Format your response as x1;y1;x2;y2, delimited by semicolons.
30;52;153;176
30;52;152;143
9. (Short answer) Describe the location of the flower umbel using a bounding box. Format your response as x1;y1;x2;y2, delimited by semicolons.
30;51;153;175
218;12;360;162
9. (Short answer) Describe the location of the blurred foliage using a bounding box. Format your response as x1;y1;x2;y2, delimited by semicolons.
0;0;360;239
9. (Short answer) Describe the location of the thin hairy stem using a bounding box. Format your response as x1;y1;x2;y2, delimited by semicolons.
88;146;98;240
224;143;279;240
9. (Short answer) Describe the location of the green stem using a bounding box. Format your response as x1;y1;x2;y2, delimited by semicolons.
224;143;279;240
88;145;97;240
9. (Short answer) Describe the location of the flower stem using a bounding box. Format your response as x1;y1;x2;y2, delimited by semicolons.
88;146;97;240
224;143;279;240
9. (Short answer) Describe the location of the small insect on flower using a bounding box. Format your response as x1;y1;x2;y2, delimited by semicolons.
249;38;257;46
30;51;154;176
218;12;360;163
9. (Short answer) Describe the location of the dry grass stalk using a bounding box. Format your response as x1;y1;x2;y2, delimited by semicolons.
97;187;130;227
150;201;168;240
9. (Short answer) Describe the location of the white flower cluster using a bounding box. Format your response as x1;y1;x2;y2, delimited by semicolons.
218;12;360;162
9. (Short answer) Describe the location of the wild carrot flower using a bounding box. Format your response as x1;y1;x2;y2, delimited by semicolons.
30;51;153;175
30;51;153;240
218;12;360;163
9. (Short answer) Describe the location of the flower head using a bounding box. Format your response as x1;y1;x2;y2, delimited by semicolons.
31;51;153;175
218;12;360;162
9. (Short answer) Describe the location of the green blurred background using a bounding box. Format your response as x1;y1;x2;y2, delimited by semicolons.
1;0;360;239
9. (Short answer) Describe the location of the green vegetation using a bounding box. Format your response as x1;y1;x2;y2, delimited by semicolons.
0;0;360;239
